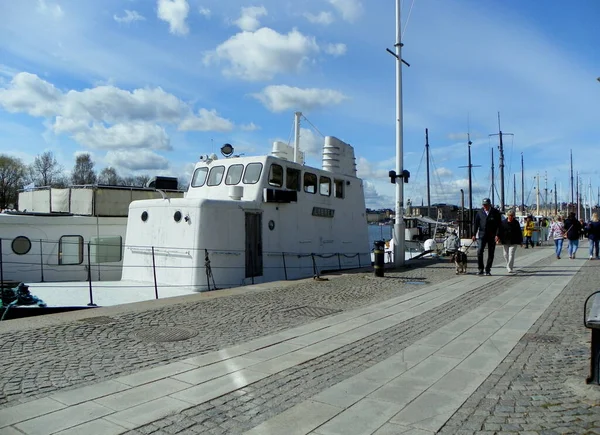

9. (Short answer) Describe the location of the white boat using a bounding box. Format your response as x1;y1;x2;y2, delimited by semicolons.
24;114;371;308
1;181;183;285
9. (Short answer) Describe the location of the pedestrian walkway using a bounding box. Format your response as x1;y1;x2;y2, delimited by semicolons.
0;246;596;434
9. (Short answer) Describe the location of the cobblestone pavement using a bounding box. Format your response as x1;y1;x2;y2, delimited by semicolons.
125;261;546;435
0;256;461;408
436;257;600;435
4;247;593;435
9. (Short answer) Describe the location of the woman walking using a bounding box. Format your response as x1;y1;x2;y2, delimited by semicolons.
564;212;582;259
588;213;600;259
499;210;523;273
549;216;566;259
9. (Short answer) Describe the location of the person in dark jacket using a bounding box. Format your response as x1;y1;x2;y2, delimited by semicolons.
472;198;502;275
564;212;582;259
587;212;600;259
499;209;523;273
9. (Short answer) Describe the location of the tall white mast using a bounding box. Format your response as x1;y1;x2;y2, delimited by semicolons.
294;111;301;163
393;0;406;267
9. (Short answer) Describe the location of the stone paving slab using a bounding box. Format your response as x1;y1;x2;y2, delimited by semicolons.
0;257;460;408
3;245;598;434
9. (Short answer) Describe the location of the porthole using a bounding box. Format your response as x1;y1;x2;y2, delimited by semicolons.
141;211;148;222
12;236;32;255
268;220;275;231
174;211;182;222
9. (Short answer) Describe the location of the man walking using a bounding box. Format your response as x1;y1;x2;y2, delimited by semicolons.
472;198;502;275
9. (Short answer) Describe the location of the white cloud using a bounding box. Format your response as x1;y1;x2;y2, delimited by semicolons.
178;108;234;132
157;0;190;35
252;85;347;113
356;157;389;180
114;10;145;24
434;167;454;178
54;117;171;150
324;43;347;56
328;0;363;23
234;6;267;32
0;72;62;117
0;72;236;150
240;122;259;131
106;149;169;170
36;0;63;19
206;28;319;81
198;7;211;18
303;11;334;25
295;127;322;157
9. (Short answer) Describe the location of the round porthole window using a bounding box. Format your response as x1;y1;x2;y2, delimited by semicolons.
174;211;182;222
12;236;32;255
268;220;275;231
141;211;149;222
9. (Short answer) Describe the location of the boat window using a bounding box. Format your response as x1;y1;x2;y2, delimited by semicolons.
286;168;301;191
225;164;244;185
334;179;344;198
207;166;225;186
11;236;31;255
90;236;122;263
243;163;262;184
304;172;317;194
59;235;83;265
191;167;209;187
269;164;283;187
319;176;331;196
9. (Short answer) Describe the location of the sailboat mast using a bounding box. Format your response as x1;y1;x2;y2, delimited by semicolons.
490;148;495;207
521;153;525;216
393;0;405;267
498;113;505;211
536;173;540;216
513;174;516;211
488;112;512;212
544;172;548;216
554;181;558;215
570;150;574;210
425;128;431;219
468;135;474;236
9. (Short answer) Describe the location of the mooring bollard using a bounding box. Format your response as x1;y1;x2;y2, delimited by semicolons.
374;240;385;277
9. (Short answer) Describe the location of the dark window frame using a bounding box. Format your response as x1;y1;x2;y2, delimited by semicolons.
225;164;244;185
243;163;263;185
58;235;84;265
207;165;226;186
191;167;209;187
304;172;317;194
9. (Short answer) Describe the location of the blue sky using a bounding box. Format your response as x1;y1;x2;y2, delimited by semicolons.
0;0;599;209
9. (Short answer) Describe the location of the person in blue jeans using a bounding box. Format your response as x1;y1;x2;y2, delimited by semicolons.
549;216;566;259
587;213;600;259
564;212;582;259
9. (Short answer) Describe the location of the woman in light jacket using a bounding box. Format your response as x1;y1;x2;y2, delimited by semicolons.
549;215;565;259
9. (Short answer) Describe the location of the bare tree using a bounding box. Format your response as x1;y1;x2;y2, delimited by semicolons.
98;167;120;185
29;151;65;187
120;174;152;187
71;154;97;185
135;174;151;187
0;155;27;209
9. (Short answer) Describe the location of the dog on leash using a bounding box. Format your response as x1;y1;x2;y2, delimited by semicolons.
451;247;468;274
